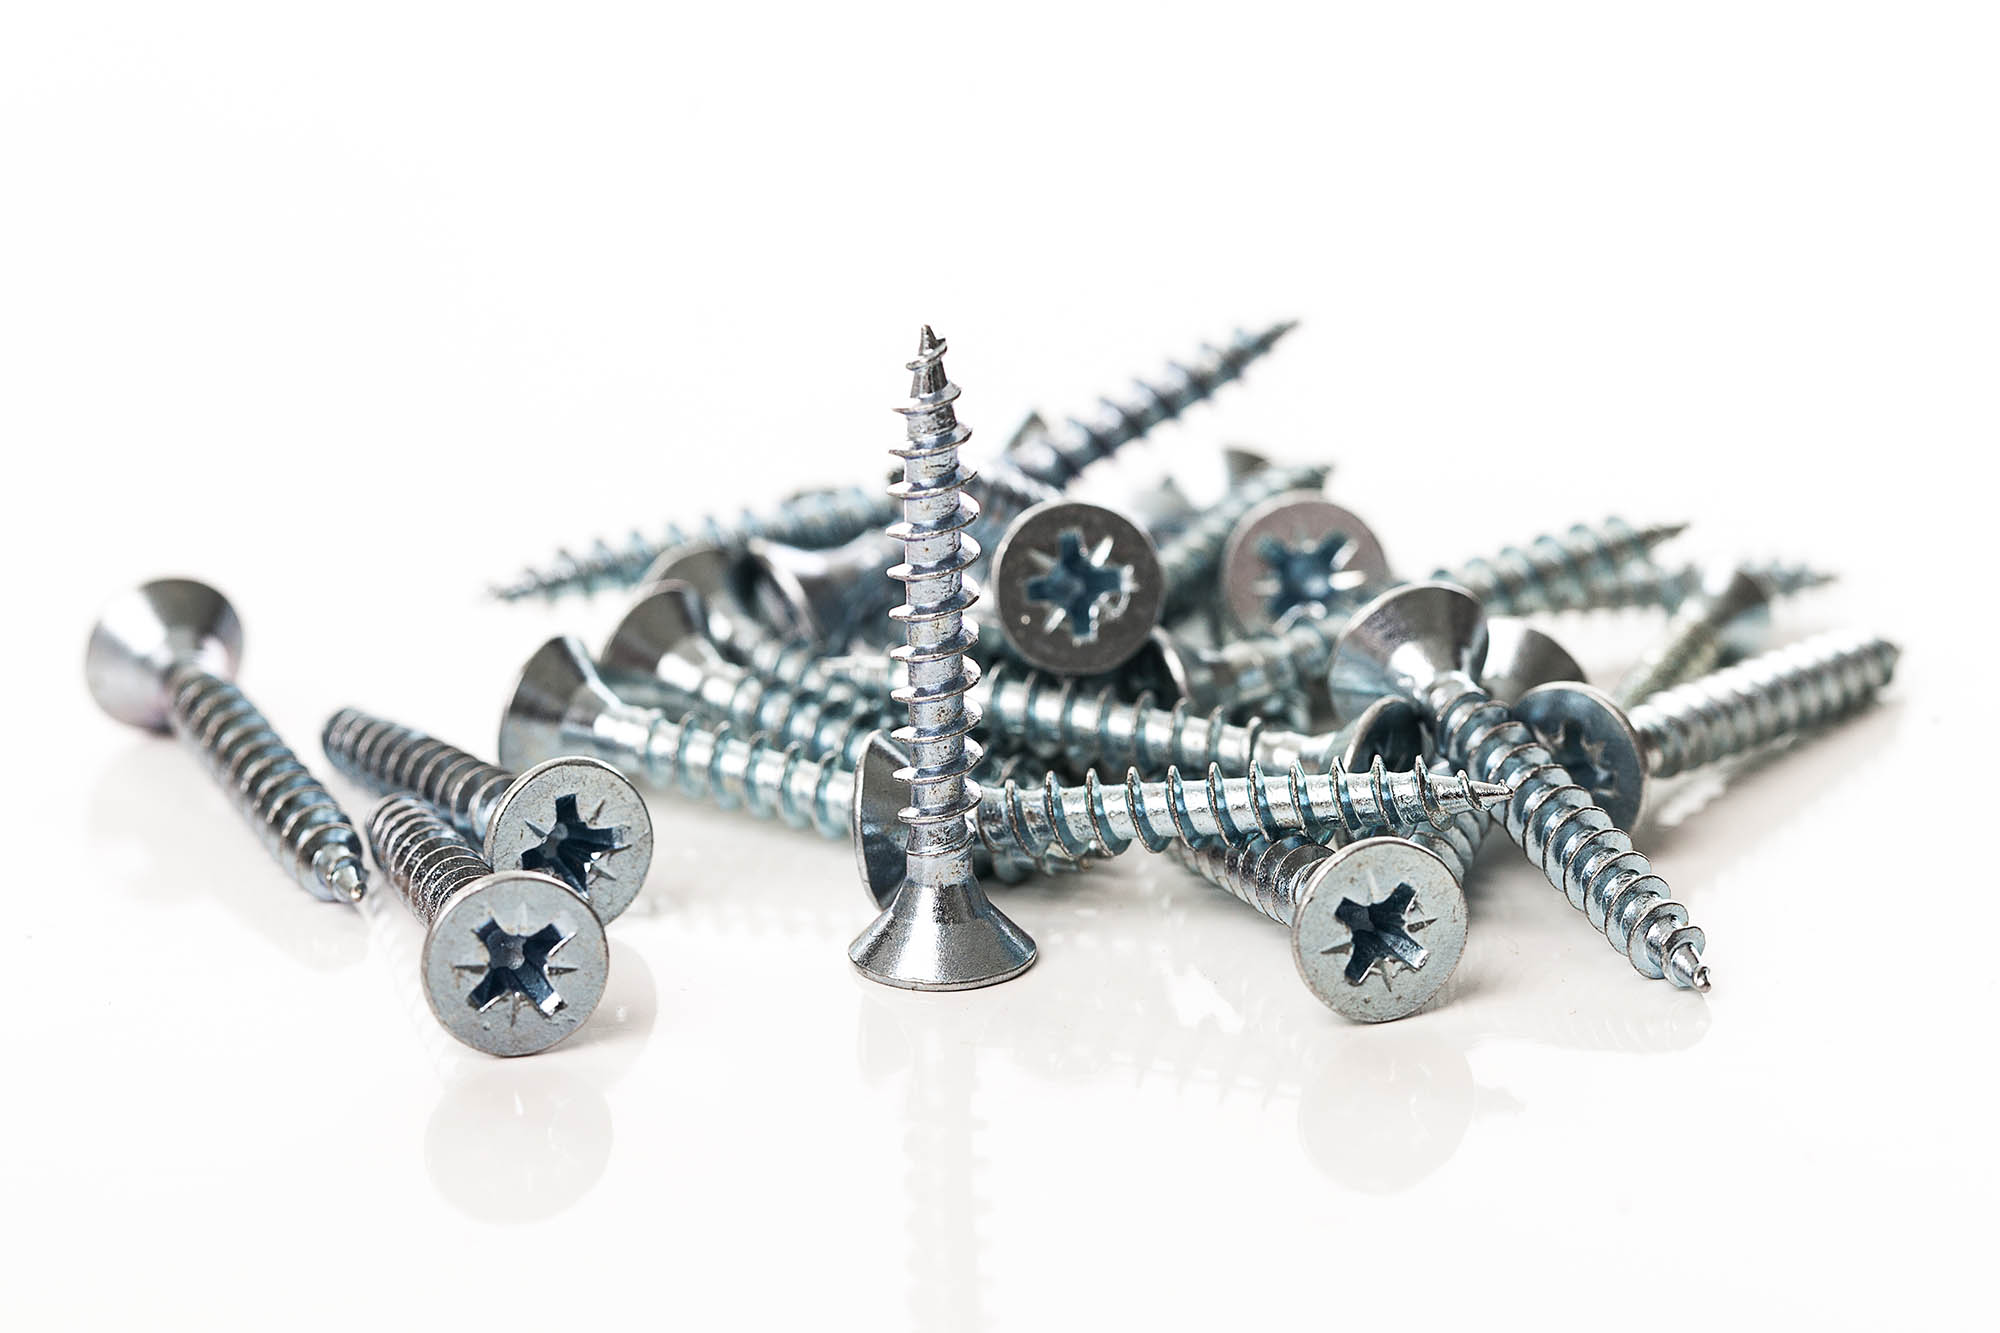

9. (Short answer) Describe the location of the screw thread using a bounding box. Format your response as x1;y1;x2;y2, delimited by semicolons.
1400;801;1491;885
1182;615;1343;711
979;757;1506;862
491;485;896;602
1158;464;1332;621
1004;322;1297;490
365;795;494;928
1633;631;1899;779
1438;518;1687;616
889;328;985;874
680;666;891;769
322;708;514;843
1614;563;1841;706
167;665;368;903
743;639;899;702
1174;834;1331;927
1426;677;1710;989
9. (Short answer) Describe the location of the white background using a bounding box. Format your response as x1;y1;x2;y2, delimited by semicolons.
4;3;1993;1328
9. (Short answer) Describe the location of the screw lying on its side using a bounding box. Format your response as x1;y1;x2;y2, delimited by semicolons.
367;795;609;1057
988;498;1165;675
322;709;655;922
1219;491;1392;633
1156;464;1332;624
86;579;369;904
1515;631;1899;829
1329;582;1713;991
1613;562;1838;705
1434;518;1688;617
848;326;1037;990
1171;834;1469;1023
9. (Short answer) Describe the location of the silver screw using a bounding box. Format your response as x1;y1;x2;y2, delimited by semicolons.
988;498;1165;675
1001;322;1296;490
1515;630;1899;828
1329;582;1713;991
490;483;895;603
1156;464;1332;623
1219;492;1393;633
321;708;655;922
1436;518;1689;616
1171;834;1469;1023
366;795;608;1057
1613;561;1837;705
848;326;1037;990
86;578;369;904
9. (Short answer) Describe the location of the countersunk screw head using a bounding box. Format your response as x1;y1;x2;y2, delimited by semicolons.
1223;494;1390;634
1326;582;1489;722
85;578;244;731
498;636;607;773
850;731;910;910
485;757;655;924
423;869;609;1057
1480;617;1587;704
1293;837;1468;1023
991;499;1163;674
1513;682;1651;830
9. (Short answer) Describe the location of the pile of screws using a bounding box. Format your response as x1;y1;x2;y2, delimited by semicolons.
85;321;1900;1055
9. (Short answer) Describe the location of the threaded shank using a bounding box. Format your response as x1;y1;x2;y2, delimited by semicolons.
1634;632;1899;779
1426;677;1708;990
1004;323;1295;490
322;708;515;842
167;665;368;903
366;795;494;928
491;485;896;602
1174;834;1332;928
1159;464;1331;621
1440;518;1686;617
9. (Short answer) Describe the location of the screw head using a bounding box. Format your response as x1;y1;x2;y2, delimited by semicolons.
1222;494;1390;634
1293;837;1468;1023
423;870;610;1057
850;731;911;910
1480;617;1586;703
498;636;616;773
85;578;244;732
1512;682;1650;830
599;582;730;709
1336;697;1427;773
848;875;1037;992
486;757;655;923
1326;582;1489;724
991;500;1163;674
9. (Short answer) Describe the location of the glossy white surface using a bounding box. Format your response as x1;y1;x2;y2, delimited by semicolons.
5;4;1993;1327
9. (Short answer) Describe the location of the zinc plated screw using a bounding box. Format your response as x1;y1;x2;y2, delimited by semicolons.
1156;464;1332;624
1613;562;1838;705
1170;834;1469;1023
1328;582;1713;992
988;498;1165;675
1514;630;1899;829
321;709;654;922
86;578;370;904
1219;492;1392;633
491;483;896;603
848;326;1037;991
1435;518;1689;617
366;795;608;1057
1001;322;1296;490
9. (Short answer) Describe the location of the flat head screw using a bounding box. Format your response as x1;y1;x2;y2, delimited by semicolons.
1155;463;1333;624
367;796;608;1057
1220;492;1392;634
1327;581;1712;991
1175;835;1469;1023
321;708;653;923
989;499;1164;674
1434;518;1689;617
86;578;369;904
1613;561;1838;706
1515;631;1900;828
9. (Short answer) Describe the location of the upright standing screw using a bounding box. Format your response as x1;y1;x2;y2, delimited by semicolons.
1515;631;1899;828
1328;582;1712;991
1002;322;1296;490
322;709;654;922
1171;834;1469;1023
490;484;896;603
848;327;1037;990
86;579;369;904
367;796;609;1057
1436;518;1688;617
1613;562;1837;705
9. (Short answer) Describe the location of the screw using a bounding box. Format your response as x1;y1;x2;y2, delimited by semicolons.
366;795;608;1056
1328;582;1712;991
1514;630;1898;829
1612;561;1838;705
499;636;1085;889
321;709;654;922
1156;464;1332;624
1001;322;1296;490
1435;518;1689;617
988;498;1165;674
1170;834;1469;1022
848;326;1037;991
86;578;369;904
1219;492;1392;633
491;483;896;603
